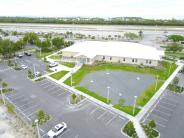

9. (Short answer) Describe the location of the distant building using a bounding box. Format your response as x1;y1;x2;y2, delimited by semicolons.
61;41;164;66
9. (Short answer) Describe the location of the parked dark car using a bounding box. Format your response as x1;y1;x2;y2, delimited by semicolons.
24;52;31;56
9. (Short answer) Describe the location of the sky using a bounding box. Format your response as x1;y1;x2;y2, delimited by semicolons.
0;0;183;19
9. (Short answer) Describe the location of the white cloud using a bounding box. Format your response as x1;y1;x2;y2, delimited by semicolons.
0;0;183;19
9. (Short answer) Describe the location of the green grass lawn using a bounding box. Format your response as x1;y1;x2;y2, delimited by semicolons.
136;81;164;106
61;62;75;68
113;104;141;116
49;55;62;60
76;86;111;104
64;62;177;86
63;62;177;115
50;70;69;80
165;51;184;58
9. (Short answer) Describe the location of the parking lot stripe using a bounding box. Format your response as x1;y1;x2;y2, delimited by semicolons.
106;115;118;125
151;113;168;122
22;104;39;112
119;116;126;120
27;110;37;117
59;129;71;137
157;104;173;112
39;81;50;86
47;86;58;91
160;101;177;107
57;91;66;96
90;107;99;115
97;111;108;120
153;109;171;117
75;135;79;138
10;95;25;101
162;97;179;104
145;118;166;128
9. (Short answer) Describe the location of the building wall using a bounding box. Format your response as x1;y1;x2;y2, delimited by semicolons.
62;51;159;66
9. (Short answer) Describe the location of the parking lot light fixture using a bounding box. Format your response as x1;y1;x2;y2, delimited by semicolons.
155;75;159;91
35;119;40;138
133;96;137;116
1;88;6;105
70;70;74;87
107;86;110;103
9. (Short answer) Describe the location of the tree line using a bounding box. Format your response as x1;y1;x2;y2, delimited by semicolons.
0;17;184;26
0;32;70;59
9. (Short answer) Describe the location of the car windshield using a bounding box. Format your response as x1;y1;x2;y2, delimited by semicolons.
52;127;58;133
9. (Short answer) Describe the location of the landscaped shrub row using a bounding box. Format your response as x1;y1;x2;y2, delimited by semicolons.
123;121;138;138
142;120;159;138
76;86;111;104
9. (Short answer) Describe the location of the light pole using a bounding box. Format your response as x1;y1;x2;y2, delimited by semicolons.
155;75;159;91
35;119;40;138
168;62;172;76
33;64;36;78
107;86;110;103
133;96;137;116
39;48;42;57
1;88;6;105
70;70;73;87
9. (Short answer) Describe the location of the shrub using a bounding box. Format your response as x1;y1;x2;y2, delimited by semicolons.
123;121;138;138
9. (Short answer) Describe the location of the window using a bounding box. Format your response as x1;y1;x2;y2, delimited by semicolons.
149;60;152;64
110;57;112;60
102;56;105;60
123;58;126;61
146;60;148;64
135;59;138;62
132;59;134;62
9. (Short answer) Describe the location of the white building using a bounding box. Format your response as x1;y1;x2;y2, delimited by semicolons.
61;41;164;66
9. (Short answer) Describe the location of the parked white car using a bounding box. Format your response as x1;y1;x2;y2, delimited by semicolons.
47;122;67;138
49;62;58;68
21;65;28;69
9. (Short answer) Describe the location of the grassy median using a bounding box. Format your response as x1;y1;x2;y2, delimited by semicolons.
50;70;69;80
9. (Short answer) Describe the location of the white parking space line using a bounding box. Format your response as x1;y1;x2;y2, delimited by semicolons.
18;101;34;108
57;91;67;96
43;84;55;89
39;81;50;86
151;113;168;122
154;109;171;117
97;111;108;120
27;110;37;117
10;95;25;101
160;101;177;107
75;135;79;138
119;116;126;121
47;86;58;91
6;93;21;98
162;97;179;104
157;104;173;112
106;115;118;125
22;104;39;112
90;107;99;115
51;89;63;94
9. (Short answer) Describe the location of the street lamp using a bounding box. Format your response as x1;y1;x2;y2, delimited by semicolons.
155;75;159;91
1;88;6;105
168;62;172;76
107;86;110;103
133;96;137;116
70;70;73;87
35;119;40;138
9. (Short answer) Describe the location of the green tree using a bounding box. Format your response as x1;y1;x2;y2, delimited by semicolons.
148;120;156;129
168;35;184;42
52;37;64;49
36;110;46;124
118;99;125;108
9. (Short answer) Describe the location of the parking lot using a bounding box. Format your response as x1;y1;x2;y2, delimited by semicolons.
14;54;48;75
142;73;184;138
1;63;128;138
